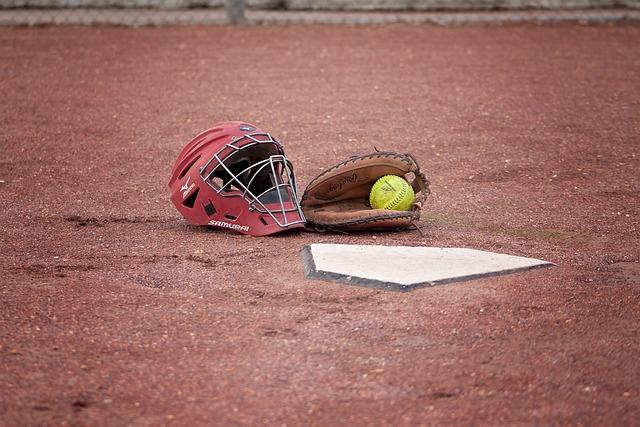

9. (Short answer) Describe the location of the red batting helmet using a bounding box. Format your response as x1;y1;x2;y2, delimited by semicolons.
168;122;306;236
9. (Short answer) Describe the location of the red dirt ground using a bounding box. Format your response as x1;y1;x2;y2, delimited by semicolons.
0;23;639;426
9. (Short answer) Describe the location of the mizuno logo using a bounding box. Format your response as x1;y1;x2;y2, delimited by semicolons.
181;177;195;199
180;177;191;192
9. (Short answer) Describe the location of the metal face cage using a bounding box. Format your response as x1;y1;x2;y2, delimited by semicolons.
199;133;306;228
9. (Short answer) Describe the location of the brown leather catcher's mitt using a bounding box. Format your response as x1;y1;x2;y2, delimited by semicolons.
301;151;430;232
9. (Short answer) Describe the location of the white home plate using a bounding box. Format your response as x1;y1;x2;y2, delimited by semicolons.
301;244;554;292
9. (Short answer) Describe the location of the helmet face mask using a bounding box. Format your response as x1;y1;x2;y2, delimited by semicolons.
202;133;303;229
169;122;306;236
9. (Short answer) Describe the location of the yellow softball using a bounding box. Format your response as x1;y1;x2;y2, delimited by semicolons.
369;175;415;211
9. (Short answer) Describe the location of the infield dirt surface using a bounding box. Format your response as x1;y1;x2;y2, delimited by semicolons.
1;23;639;425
